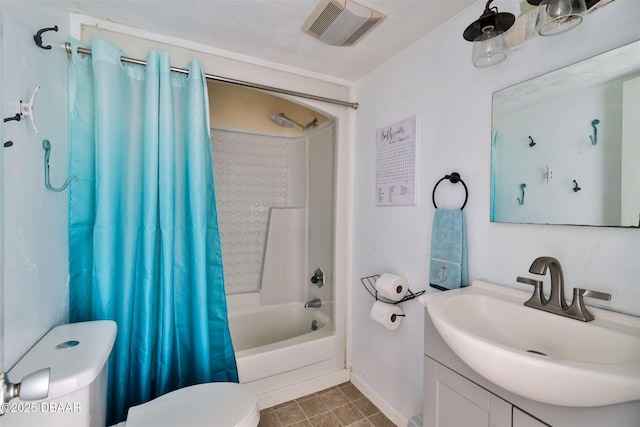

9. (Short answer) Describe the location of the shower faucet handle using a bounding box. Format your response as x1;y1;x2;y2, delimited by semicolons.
310;268;325;288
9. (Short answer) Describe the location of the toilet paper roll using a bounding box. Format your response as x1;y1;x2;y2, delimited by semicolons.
370;301;404;330
375;273;409;302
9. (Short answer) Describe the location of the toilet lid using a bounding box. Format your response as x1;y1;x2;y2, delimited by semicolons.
125;382;259;427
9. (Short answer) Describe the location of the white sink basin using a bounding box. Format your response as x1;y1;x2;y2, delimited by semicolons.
420;280;640;407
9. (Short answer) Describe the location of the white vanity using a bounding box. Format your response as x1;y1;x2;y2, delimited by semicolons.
420;280;640;427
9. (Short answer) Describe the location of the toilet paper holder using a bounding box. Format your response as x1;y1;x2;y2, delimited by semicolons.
360;274;425;305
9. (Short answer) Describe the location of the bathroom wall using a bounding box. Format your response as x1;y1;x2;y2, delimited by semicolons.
1;3;71;369
351;0;640;424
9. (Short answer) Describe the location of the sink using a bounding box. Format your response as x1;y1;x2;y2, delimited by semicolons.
419;280;640;407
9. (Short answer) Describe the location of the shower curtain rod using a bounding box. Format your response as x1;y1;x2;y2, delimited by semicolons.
65;42;359;110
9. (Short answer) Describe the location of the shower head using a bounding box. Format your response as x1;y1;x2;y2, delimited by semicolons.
269;113;295;128
269;113;318;131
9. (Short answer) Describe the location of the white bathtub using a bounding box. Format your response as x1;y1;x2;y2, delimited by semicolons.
227;301;335;384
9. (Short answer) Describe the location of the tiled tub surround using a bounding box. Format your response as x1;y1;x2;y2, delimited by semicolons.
259;382;395;427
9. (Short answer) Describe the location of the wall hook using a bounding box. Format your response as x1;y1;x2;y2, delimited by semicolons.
3;113;21;123
5;87;41;133
589;119;600;145
528;136;536;147
517;183;526;205
573;180;582;192
33;25;58;50
43;139;78;192
4;141;14;148
545;165;554;184
20;86;40;134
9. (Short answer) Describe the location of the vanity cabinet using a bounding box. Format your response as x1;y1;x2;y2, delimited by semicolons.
512;408;548;427
424;356;511;427
423;310;640;427
424;356;548;427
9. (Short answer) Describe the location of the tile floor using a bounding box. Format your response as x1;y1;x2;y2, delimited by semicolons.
258;382;396;427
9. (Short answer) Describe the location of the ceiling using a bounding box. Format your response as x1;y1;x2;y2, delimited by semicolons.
51;0;476;83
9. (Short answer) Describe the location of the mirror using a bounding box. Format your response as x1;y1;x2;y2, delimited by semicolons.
491;41;640;227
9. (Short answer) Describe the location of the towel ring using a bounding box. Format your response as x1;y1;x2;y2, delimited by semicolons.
432;172;468;210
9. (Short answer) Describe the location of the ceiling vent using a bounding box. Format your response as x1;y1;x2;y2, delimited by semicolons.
302;0;385;46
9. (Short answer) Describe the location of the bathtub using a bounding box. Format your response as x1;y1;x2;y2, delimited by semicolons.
227;301;335;384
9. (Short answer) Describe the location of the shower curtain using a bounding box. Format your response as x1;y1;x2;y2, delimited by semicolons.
67;39;238;425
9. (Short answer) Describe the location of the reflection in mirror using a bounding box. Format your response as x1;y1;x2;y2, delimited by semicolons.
491;41;640;227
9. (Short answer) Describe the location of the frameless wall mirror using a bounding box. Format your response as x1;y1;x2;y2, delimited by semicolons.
491;41;640;227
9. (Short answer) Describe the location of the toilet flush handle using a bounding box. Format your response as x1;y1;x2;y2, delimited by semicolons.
0;368;50;415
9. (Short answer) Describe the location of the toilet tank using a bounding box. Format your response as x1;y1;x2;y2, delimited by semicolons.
4;320;117;427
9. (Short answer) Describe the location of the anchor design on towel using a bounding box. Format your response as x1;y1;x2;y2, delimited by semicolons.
438;265;448;284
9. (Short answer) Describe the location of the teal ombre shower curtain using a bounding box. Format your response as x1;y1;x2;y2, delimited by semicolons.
68;39;238;425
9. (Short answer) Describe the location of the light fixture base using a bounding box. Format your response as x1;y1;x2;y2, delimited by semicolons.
463;1;515;42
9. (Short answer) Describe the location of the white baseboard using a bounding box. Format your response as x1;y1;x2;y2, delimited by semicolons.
257;369;351;409
350;372;407;427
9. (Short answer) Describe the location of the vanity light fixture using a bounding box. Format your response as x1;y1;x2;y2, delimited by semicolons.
463;0;516;68
527;0;587;36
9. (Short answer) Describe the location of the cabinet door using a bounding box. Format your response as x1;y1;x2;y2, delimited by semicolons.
513;408;550;427
424;357;511;427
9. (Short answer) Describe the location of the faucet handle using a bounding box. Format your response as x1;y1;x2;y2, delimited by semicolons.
565;288;612;322
517;276;547;308
517;276;542;286
575;288;611;302
310;268;325;288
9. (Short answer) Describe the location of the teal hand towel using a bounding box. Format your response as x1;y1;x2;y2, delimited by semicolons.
429;208;467;290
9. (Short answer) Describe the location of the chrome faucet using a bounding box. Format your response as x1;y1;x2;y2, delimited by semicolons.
517;256;611;322
304;298;322;308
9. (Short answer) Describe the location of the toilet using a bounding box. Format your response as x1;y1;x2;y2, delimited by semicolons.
5;320;259;427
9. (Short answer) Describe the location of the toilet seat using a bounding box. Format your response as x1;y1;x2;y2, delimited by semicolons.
124;382;259;427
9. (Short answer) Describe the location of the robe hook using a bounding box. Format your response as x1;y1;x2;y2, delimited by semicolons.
43;139;78;192
33;25;58;50
517;183;526;205
589;119;600;145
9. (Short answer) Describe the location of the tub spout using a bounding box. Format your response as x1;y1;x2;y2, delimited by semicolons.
305;298;321;308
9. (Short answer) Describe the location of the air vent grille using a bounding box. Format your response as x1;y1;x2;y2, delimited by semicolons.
342;16;381;46
302;0;385;46
308;2;343;37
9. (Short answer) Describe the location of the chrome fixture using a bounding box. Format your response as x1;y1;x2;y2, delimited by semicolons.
305;298;322;308
527;0;592;36
463;0;515;68
310;267;325;288
0;368;51;415
269;113;318;131
517;256;611;321
64;43;359;110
